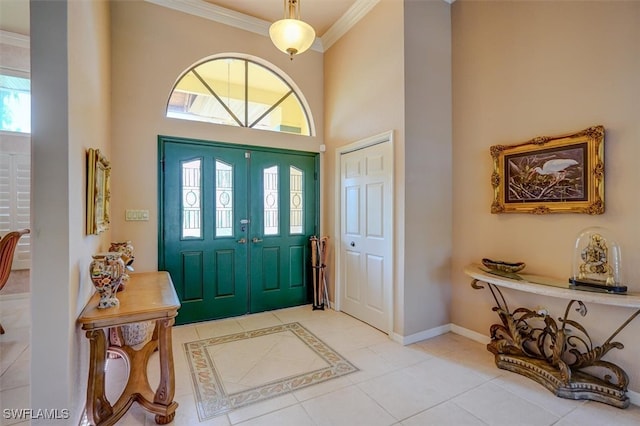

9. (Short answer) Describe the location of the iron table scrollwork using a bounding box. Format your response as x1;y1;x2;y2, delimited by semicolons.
465;264;640;408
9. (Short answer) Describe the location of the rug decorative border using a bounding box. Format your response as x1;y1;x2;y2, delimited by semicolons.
184;322;358;420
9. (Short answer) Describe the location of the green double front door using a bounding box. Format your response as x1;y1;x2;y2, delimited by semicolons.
159;137;318;325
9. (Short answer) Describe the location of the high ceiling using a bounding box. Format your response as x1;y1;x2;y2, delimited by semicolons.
0;0;360;38
203;0;357;37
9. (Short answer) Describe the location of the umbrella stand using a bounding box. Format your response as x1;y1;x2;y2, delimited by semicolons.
311;236;330;310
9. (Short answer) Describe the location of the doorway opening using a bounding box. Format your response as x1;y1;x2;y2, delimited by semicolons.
158;136;319;324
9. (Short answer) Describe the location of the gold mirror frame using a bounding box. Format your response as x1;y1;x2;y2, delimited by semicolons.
491;125;604;214
87;148;111;234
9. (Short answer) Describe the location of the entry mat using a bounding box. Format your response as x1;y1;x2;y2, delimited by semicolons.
184;322;358;420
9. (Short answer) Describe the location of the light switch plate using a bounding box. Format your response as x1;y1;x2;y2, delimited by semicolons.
125;209;149;221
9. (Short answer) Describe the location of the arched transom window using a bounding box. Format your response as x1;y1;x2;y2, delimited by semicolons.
167;56;313;136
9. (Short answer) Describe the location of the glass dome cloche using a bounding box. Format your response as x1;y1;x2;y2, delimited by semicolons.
570;226;627;294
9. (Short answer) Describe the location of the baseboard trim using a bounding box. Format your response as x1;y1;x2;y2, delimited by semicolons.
450;323;491;345
391;323;452;345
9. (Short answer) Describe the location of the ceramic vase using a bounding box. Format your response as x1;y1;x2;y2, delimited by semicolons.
90;252;125;309
109;241;134;291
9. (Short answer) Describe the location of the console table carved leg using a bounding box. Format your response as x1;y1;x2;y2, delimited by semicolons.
85;329;113;425
154;318;178;425
471;278;639;408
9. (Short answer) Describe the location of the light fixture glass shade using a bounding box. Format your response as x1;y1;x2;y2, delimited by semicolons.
269;18;315;59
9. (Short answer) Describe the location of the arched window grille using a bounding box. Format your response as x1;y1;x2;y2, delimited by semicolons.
167;56;313;136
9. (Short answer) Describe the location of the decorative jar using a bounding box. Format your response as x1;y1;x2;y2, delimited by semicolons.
109;241;135;291
89;252;126;308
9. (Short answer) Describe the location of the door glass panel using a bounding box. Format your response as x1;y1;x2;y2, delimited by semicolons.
264;165;279;235
182;158;202;239
290;166;303;234
215;160;234;237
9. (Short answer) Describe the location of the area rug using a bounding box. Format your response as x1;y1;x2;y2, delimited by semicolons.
184;322;358;420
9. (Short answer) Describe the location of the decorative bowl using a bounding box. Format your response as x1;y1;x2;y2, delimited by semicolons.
482;258;526;273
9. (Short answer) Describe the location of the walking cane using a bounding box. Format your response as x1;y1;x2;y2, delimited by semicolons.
320;236;330;309
310;236;321;310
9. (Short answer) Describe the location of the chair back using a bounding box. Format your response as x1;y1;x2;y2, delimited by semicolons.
0;229;30;288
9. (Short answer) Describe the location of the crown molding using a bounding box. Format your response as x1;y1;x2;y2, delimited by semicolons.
320;0;380;51
144;0;322;52
0;30;30;48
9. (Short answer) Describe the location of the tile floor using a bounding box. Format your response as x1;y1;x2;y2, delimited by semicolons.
2;295;640;425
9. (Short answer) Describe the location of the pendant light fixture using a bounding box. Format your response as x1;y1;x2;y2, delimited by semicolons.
269;0;316;60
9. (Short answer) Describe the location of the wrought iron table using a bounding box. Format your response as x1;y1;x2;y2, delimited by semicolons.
464;263;640;408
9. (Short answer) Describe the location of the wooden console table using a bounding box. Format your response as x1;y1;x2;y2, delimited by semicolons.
78;271;180;425
464;263;640;408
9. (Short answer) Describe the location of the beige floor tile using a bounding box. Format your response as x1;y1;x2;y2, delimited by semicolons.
342;347;400;384
0;385;30;426
554;400;640;426
272;305;319;323
401;401;488;425
411;332;481;357
236;312;283;331
0;328;29;375
292;375;353;402
227;394;299;424
5;302;640;426
491;371;585;417
318;324;389;352
171;323;200;344
302;385;396;426
0;352;29;390
401;357;488;399
451;382;560;425
236;404;315;426
196;318;244;339
367;340;432;368
357;368;449;420
173;390;231;426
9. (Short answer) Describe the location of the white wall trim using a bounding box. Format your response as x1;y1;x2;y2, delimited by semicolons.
450;324;491;345
144;0;323;52
144;0;385;53
321;0;381;51
0;30;30;48
392;323;451;345
391;323;490;346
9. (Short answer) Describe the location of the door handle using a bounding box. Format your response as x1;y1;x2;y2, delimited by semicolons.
237;238;247;244
350;241;356;247
252;237;263;243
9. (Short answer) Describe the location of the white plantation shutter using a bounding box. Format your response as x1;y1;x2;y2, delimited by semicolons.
0;152;31;269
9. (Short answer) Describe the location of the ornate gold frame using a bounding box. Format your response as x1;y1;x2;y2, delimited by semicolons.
87;148;111;234
491;125;604;214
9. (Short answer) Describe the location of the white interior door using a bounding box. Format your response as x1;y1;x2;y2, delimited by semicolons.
338;133;393;333
0;152;31;270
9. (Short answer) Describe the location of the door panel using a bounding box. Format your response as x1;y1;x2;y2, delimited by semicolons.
249;151;316;312
160;138;317;324
162;142;249;324
340;140;393;332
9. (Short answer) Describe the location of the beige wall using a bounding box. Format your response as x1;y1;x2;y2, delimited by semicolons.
324;0;406;334
109;1;323;273
324;0;452;338
31;0;111;419
452;0;640;392
403;0;452;336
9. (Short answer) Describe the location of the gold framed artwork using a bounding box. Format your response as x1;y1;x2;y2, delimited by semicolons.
490;125;604;214
87;148;111;234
